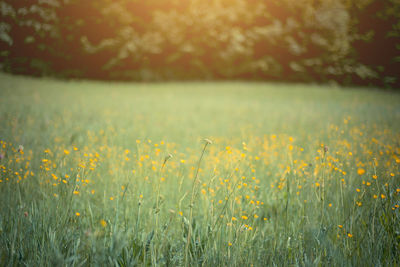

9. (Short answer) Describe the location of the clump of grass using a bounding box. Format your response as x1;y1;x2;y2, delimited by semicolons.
184;138;211;266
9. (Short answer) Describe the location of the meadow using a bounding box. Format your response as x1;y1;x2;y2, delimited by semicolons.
0;73;399;266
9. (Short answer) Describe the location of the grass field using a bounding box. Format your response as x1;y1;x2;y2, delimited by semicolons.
0;73;400;266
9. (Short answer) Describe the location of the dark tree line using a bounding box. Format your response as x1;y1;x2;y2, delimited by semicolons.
0;0;399;87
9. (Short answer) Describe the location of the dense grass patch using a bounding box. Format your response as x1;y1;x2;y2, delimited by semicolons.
0;73;399;266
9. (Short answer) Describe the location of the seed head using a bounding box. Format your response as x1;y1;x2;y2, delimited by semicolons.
163;154;173;166
204;138;212;145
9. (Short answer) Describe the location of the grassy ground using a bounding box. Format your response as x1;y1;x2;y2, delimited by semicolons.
0;73;399;266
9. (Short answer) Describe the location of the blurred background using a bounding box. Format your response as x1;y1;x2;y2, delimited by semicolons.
0;0;399;88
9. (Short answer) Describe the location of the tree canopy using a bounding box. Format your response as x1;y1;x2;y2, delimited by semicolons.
0;0;399;87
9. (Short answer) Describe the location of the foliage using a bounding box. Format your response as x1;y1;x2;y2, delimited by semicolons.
0;0;399;87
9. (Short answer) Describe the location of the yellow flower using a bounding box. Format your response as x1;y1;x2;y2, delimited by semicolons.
228;242;232;246
347;233;353;238
100;219;107;227
381;194;386;199
75;212;80;217
241;215;248;220
64;149;70;155
357;168;366;175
